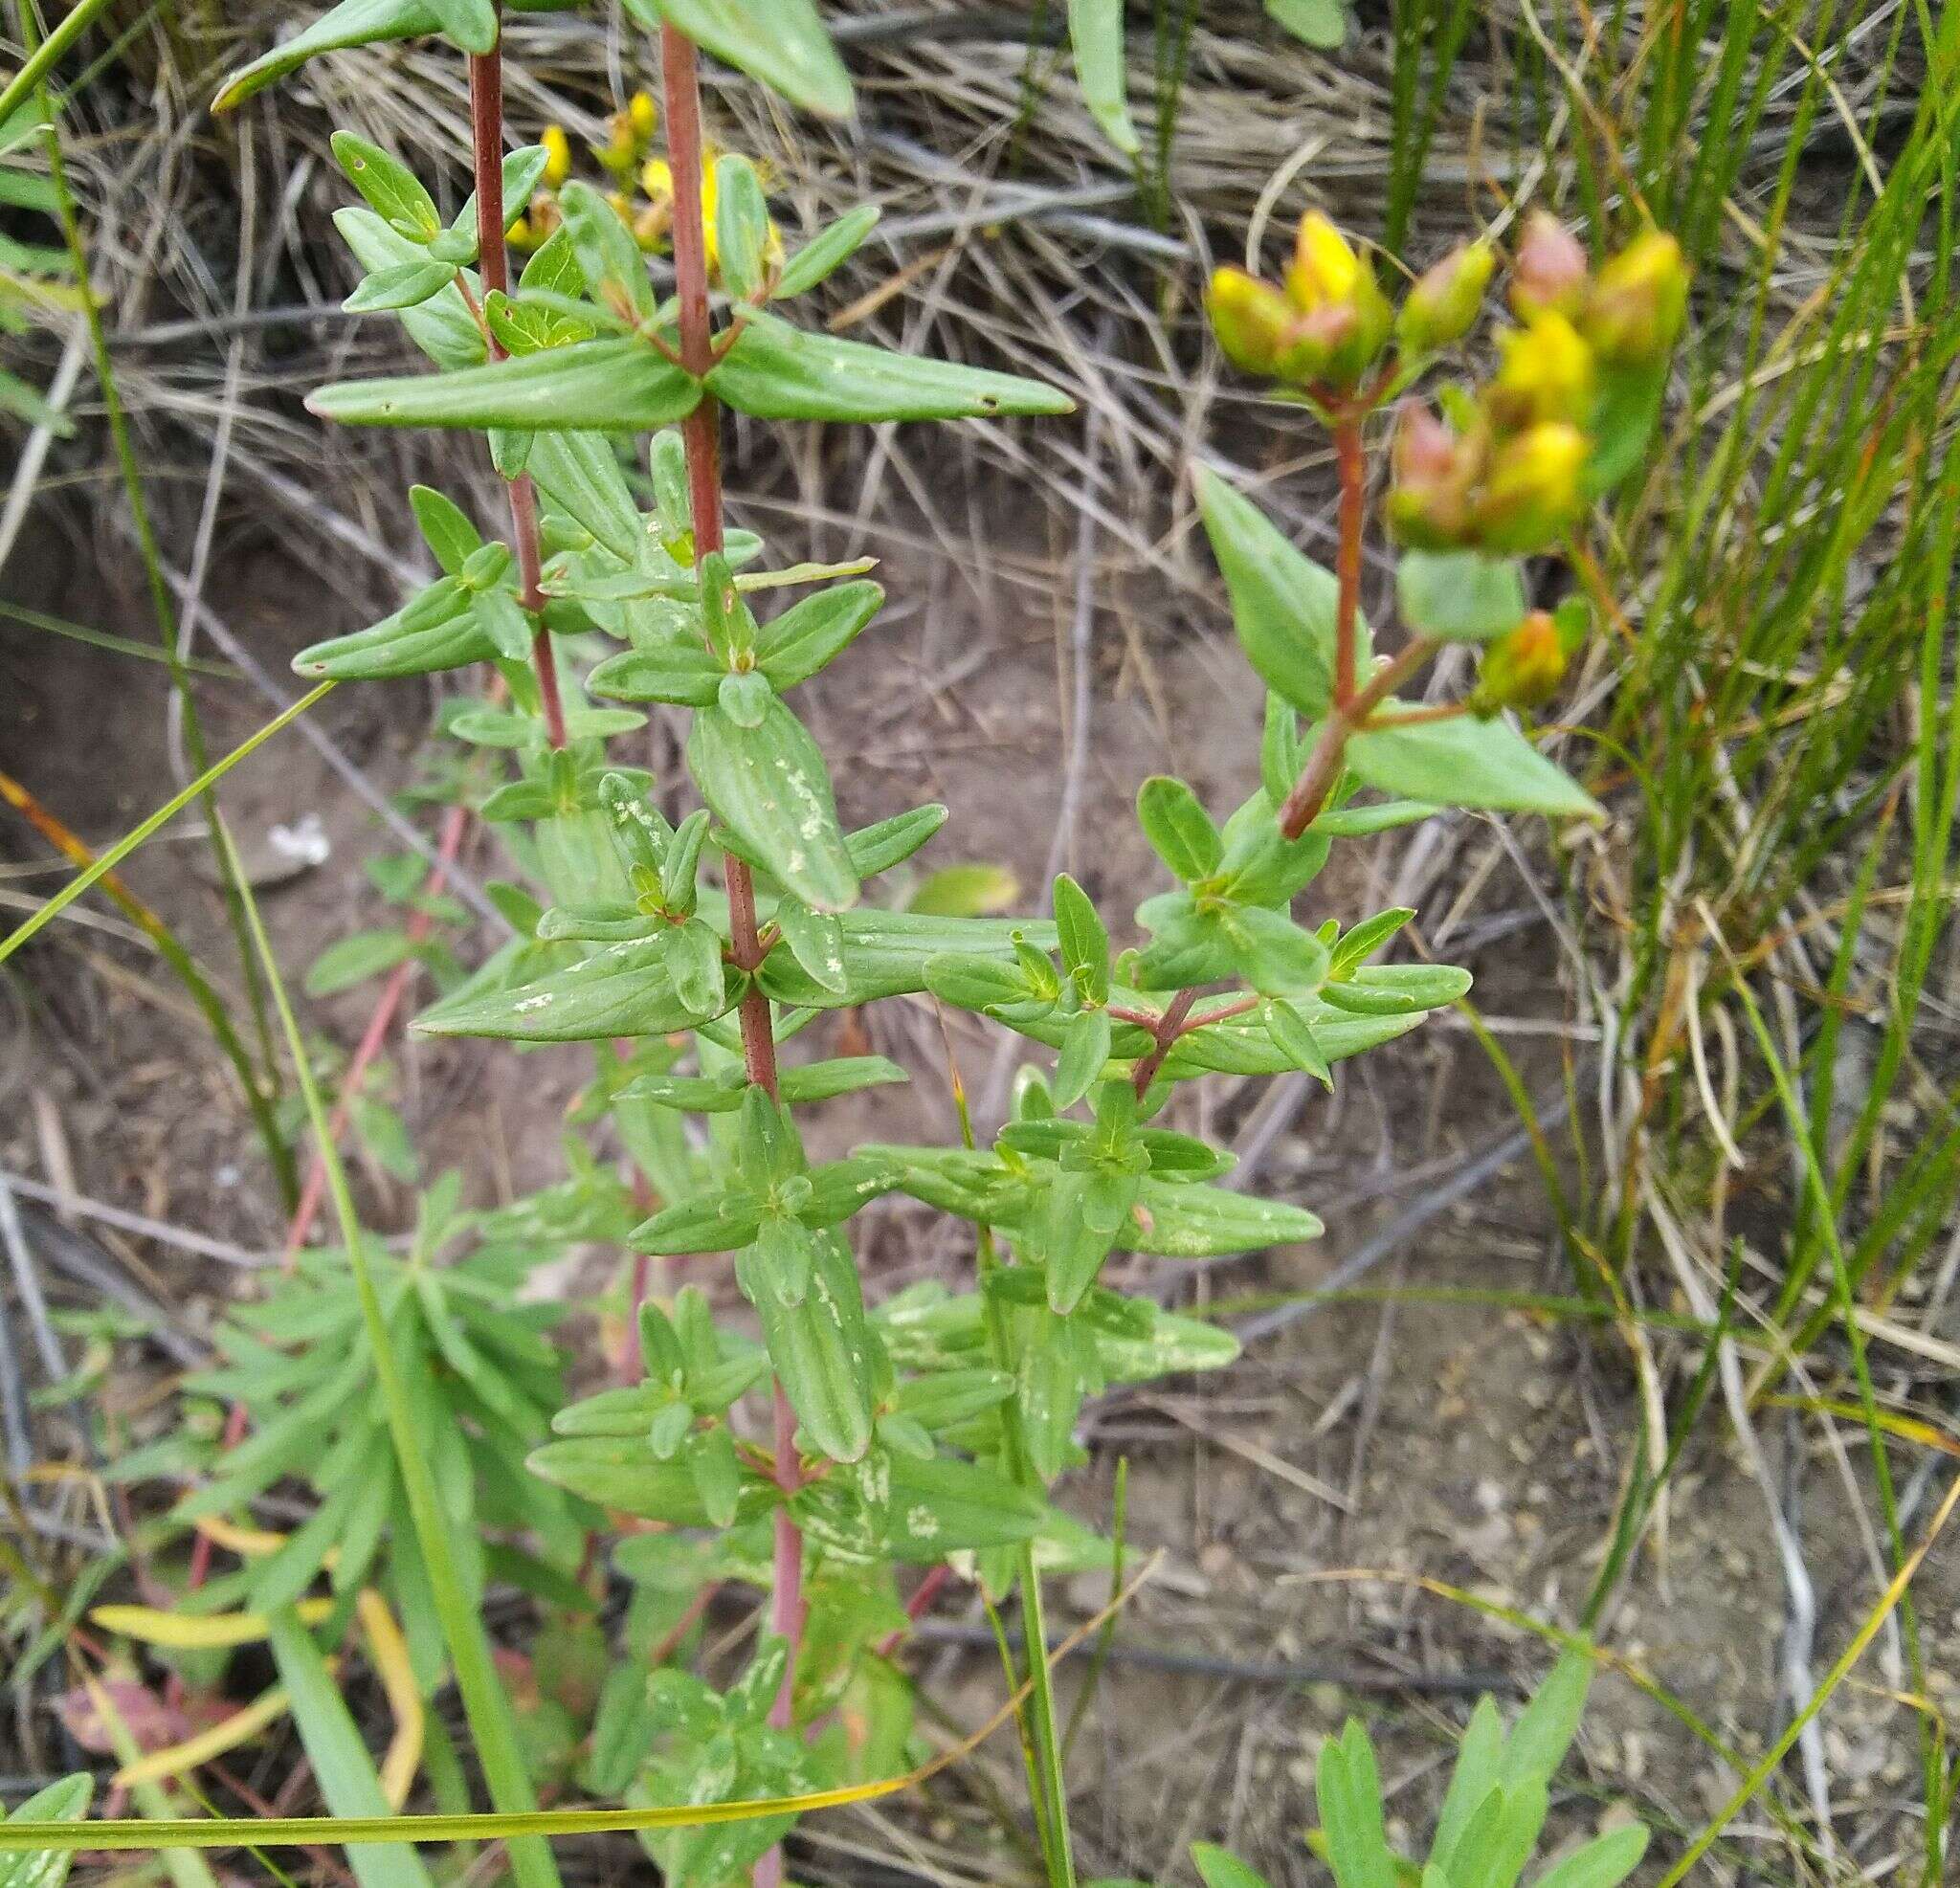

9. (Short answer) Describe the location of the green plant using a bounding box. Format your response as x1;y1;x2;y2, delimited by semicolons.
3;3;1695;1884
1180;1654;1648;1888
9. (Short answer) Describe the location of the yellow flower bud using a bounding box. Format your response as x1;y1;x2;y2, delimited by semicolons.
1472;610;1568;713
1509;211;1589;320
629;91;658;139
539;124;571;189
1582;229;1690;365
639;156;675;205
1396;240;1494;355
1280;211;1391;389
505;213;534;250
1285;211;1362;310
1474;422;1588;551
1206;267;1301;377
1486;310;1594;430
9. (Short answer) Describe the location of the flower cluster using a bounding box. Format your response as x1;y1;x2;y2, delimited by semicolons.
1387;214;1689;554
1206;208;1688;559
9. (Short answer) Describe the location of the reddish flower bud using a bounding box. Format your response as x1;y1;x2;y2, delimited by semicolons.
1509;211;1589;320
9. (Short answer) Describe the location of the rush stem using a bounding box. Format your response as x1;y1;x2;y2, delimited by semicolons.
468;38;567;750
660;22;804;1822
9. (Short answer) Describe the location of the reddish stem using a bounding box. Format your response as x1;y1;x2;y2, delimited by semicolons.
661;25;804;1846
469;40;567;751
1331;412;1365;709
1130;988;1198;1098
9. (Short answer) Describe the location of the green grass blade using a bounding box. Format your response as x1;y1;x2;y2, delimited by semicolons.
213;821;565;1888
0;682;334;968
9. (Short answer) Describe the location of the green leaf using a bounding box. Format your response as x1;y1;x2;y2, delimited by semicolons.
414;940;733;1042
707;311;1073;424
410;485;483;574
634;0;854;118
1347;713;1602;817
740;1230;875;1461
556;181;656;325
293;579;497;681
713;155;771;301
1266;0;1346;49
1068;0;1139;154
344;258;453;313
755;580;883;688
686;1423;743;1527
1502;1648;1592;1789
1052;1006;1112;1110
1395;550;1527;642
1194;466;1362;721
882;1450;1044;1560
1053;873;1109;999
848;803;948;876
1429;1697;1504;1877
471;588;534;662
1191;1845;1271;1888
329;130;441;238
780;1055;908;1103
310;339;701;432
687;699;858;911
419;0;498;53
0;1775;91;1888
774;204;880;299
1453;1781;1548;1888
1125;1178;1323;1256
267;1610;436;1888
663;919;727;1016
214;0;426;110
635;1190;767;1256
525;1437;717;1522
1137;775;1223;881
1265;998;1331;1086
773;898;848;995
1218;903;1330;996
1526;1825;1649;1888
306;928;415;996
1318;1720;1397;1888
906;863;1016;917
1583;361;1667;497
588;640;726;706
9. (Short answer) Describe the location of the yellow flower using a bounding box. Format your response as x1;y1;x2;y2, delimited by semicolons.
1583;230;1690;364
540;123;570;189
629;91;657;140
1488;311;1594;429
505;213;534;250
1285;211;1361;311
639;156;675;205
1475;422;1588;551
